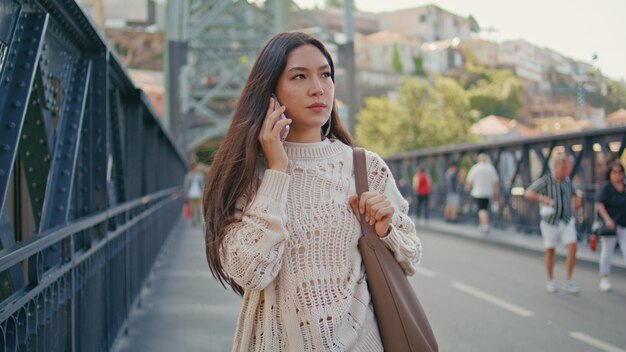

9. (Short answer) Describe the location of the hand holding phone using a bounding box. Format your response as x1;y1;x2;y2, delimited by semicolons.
271;94;290;141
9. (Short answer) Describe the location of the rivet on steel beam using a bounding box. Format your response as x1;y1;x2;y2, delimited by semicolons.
12;101;22;108
60;187;67;193
57;205;64;211
63;170;70;176
21;63;31;69
28;167;34;173
39;139;45;144
1;145;10;151
7;122;16;128
17;82;26;88
0;169;4;175
22;134;28;140
25;151;32;157
31;182;37;188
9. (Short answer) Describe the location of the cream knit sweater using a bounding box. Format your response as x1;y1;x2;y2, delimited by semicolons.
222;139;421;352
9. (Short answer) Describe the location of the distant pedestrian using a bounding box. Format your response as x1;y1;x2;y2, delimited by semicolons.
465;154;499;234
525;153;582;293
444;162;460;222
594;161;626;291
413;165;431;225
183;161;205;227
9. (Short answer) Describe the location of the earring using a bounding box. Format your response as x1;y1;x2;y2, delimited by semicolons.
324;117;332;137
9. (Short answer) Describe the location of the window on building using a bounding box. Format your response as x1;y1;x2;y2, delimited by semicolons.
420;14;427;23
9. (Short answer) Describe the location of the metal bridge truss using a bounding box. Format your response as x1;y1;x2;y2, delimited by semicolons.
386;126;626;236
166;0;336;150
0;0;187;350
166;0;278;149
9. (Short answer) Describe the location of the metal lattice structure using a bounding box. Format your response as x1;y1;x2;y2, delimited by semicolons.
386;127;626;236
0;0;187;350
166;0;283;150
165;0;347;150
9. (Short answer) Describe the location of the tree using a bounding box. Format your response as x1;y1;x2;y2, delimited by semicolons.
325;0;357;10
356;77;477;157
412;56;426;77
468;15;480;33
391;43;403;73
465;68;523;118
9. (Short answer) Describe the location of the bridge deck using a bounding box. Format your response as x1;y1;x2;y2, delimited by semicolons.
111;216;625;352
111;220;239;352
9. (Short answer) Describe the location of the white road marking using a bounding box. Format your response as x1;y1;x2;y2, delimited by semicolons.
569;332;626;352
414;266;437;278
450;281;534;317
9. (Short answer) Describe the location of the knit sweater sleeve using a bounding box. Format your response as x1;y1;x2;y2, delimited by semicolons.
365;151;422;275
221;169;291;290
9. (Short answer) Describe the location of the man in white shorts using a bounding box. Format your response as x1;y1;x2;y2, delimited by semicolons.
525;153;582;293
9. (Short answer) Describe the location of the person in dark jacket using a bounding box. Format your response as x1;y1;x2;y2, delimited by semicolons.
594;161;626;291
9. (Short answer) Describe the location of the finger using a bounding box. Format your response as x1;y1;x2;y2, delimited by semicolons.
359;192;375;214
369;200;391;220
363;194;385;223
272;116;291;135
373;205;394;222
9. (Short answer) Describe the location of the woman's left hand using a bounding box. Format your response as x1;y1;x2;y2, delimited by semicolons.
349;192;394;238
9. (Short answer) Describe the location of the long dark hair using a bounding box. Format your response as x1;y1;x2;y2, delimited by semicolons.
605;161;625;181
203;32;352;295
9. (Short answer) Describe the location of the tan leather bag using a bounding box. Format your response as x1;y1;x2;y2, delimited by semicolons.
353;148;438;352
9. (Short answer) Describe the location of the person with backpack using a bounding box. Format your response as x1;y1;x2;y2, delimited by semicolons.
413;165;431;225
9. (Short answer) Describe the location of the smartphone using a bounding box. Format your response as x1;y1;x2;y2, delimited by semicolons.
271;94;290;141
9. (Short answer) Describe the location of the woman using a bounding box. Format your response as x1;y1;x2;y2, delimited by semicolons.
203;32;421;351
595;161;626;291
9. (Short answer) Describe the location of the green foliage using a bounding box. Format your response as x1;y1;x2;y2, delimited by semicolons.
325;0;357;9
602;81;626;112
464;68;523;118
412;56;426;77
468;15;480;33
391;43;403;73
356;77;478;157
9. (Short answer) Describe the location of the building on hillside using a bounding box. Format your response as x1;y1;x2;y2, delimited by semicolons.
291;7;380;35
460;38;498;68
498;40;543;85
420;37;463;74
77;0;105;30
531;116;591;134
103;0;165;29
469;115;540;142
127;69;164;117
355;31;421;74
606;109;626;127
105;29;164;70
378;5;470;44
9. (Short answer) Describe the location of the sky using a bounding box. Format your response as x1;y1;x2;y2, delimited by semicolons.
293;0;626;82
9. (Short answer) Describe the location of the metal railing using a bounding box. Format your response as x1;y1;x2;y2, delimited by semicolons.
386;126;626;237
0;1;187;351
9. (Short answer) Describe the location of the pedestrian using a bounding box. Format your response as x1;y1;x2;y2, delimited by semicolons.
443;161;460;222
465;153;499;234
594;161;626;291
413;165;431;225
524;153;582;293
202;32;421;351
183;161;205;227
